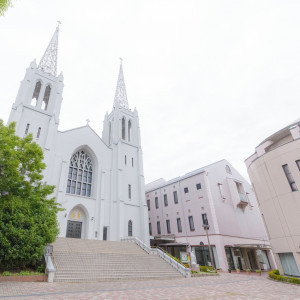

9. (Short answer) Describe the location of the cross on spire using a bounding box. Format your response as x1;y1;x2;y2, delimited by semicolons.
113;59;129;109
38;24;60;77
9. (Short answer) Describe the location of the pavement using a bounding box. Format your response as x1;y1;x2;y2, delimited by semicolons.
0;273;299;299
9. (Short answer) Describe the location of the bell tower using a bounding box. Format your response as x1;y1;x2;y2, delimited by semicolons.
8;25;64;152
102;61;149;244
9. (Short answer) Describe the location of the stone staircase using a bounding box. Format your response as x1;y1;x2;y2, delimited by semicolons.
51;238;184;282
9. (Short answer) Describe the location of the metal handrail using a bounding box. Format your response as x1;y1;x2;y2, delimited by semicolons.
151;246;187;268
121;237;191;278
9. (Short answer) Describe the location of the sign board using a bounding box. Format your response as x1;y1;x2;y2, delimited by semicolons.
180;251;189;263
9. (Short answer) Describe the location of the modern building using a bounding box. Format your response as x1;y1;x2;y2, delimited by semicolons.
6;26;149;244
146;159;275;271
245;119;300;277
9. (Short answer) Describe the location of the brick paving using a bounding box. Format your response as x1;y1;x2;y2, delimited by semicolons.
0;273;299;299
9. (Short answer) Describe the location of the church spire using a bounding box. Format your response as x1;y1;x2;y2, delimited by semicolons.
38;24;60;77
113;59;129;109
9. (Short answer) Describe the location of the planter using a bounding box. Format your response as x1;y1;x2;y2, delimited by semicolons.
0;275;46;282
236;269;240;274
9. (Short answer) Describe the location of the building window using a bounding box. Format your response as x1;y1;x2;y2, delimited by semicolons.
66;150;93;197
41;85;51;110
128;220;132;236
147;199;150;211
202;213;208;225
164;194;168;207
166;219;171;234
128;120;132;142
296;160;300;171
282;164;298;192
132;157;133;167
225;165;232;174
122;117;125;140
157;221;161;235
36;127;41;139
149;223;152;235
235;181;247;202
177;218;182;233
155;197;159;209
278;253;300;277
173;191;178;204
125;155;127;165
103;227;108;240
128;184;131;199
25;123;30;135
218;183;225;199
188;216;195;231
31;80;41;106
184;187;189;193
108;122;111;144
196;183;201;190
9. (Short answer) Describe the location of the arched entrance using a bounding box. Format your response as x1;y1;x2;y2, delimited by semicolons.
66;206;88;239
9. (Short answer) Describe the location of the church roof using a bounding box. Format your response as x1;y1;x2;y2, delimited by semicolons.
38;25;59;77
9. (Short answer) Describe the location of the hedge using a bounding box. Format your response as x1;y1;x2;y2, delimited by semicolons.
268;269;300;285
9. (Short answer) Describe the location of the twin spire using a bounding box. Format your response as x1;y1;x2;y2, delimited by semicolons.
38;25;129;109
113;59;129;109
38;25;59;77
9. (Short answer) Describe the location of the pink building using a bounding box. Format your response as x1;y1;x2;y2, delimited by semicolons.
146;159;275;271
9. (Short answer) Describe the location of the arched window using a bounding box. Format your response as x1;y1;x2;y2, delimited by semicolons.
66;150;93;197
122;117;125;140
128;220;133;236
31;81;41;106
128;120;132;142
108;122;111;144
225;165;232;175
41;85;51;110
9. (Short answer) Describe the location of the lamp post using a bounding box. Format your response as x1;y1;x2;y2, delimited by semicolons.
202;223;215;269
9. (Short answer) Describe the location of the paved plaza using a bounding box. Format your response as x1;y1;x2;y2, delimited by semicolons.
0;273;299;299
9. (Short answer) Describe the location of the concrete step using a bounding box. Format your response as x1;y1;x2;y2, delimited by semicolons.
51;237;185;282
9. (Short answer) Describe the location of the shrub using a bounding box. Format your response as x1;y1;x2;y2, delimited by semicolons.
2;271;11;276
19;271;30;276
36;265;45;273
256;270;261;273
268;269;300;285
200;265;217;273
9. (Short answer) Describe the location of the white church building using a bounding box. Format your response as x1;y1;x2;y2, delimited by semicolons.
7;26;149;244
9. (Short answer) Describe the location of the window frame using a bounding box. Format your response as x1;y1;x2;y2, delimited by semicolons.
282;164;298;192
166;219;171;234
173;191;178;204
155;197;159;209
177;218;182;233
164;194;168;207
188;216;195;231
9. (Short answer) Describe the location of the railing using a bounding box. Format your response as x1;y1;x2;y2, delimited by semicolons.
44;245;56;282
121;237;191;278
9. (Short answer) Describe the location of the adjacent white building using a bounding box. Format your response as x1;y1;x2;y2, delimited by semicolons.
7;26;149;244
245;119;300;277
146;160;275;271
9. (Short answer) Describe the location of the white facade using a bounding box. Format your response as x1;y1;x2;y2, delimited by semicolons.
146;160;275;271
245;120;300;277
7;27;149;244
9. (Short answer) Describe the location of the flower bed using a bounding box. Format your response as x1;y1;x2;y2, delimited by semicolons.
268;269;300;285
0;271;46;282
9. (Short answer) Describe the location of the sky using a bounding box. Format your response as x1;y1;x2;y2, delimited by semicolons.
1;0;300;184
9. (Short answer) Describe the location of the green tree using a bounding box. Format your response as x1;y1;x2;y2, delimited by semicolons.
0;0;13;16
0;120;61;269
